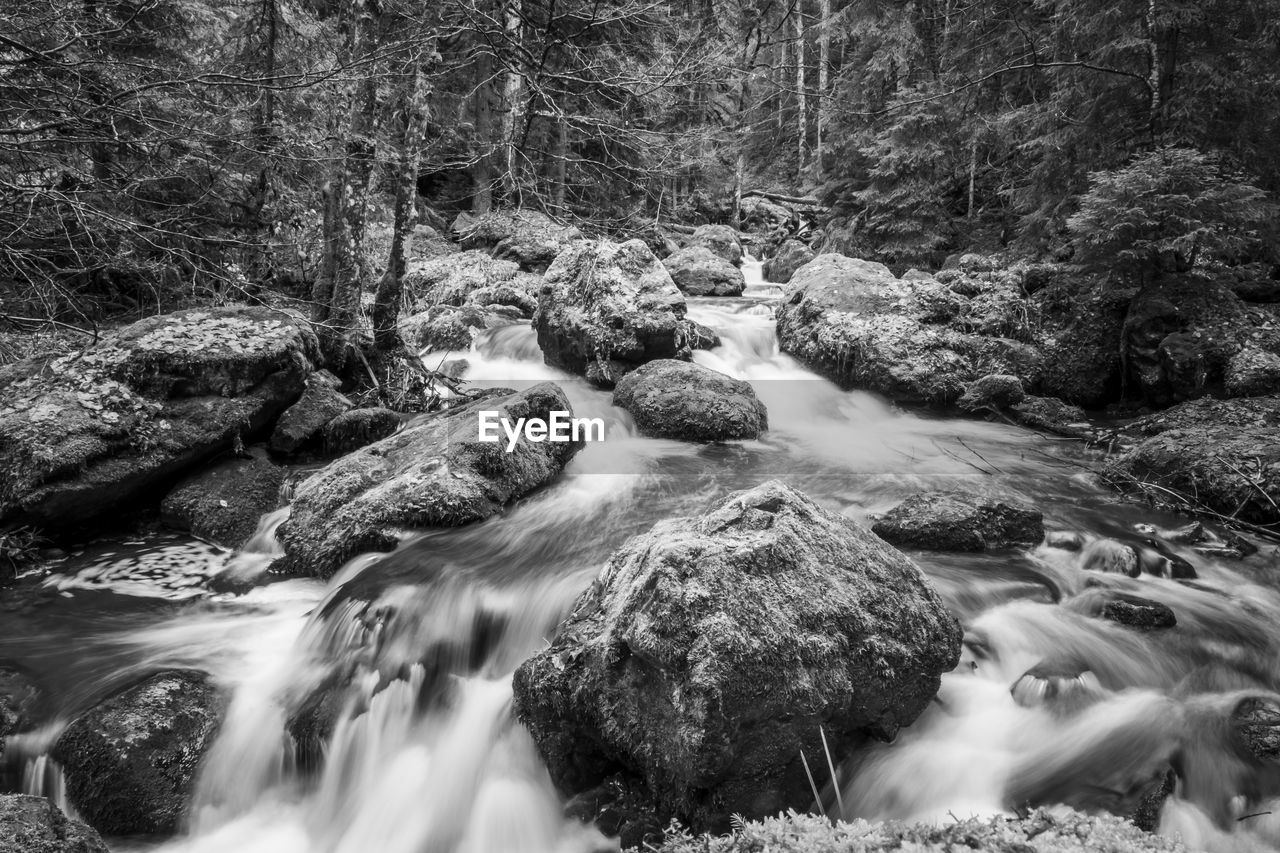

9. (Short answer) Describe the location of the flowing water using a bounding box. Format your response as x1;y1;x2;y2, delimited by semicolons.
3;259;1280;852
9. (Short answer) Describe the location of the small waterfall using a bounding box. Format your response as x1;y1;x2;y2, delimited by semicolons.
217;507;290;588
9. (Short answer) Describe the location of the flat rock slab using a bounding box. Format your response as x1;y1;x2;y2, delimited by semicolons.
872;491;1044;551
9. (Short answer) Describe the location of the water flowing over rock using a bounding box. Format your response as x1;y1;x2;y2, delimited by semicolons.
400;304;516;352
276;383;582;577
662;247;746;296
53;670;224;835
1103;396;1280;526
533;239;693;387
761;239;814;284
775;255;1040;407
0;795;108;853
268;370;351;455
871;492;1044;551
0;306;318;532
513;480;962;840
160;449;283;548
686;224;743;266
612;360;767;441
454;209;583;272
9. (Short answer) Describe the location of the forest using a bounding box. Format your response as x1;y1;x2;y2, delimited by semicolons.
3;2;1280;853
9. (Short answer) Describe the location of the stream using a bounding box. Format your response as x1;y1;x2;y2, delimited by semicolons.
2;260;1279;852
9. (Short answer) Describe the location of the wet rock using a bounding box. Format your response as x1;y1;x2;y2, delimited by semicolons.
533;239;691;388
958;374;1025;412
160;450;283;548
1010;395;1091;437
1081;539;1140;576
1224;347;1280;398
686;224;743;266
456;209;583;273
287;676;346;773
1011;660;1103;714
871;492;1044;552
53;670;224;835
776;255;1040;407
1045;530;1085;551
0;306;318;532
0;667;42;755
322;408;402;456
686;321;720;351
1100;595;1177;630
1130;768;1178;833
761;240;815;285
513;480;961;837
1232;696;1280;760
400;304;511;352
662;247;746;296
276;383;582;578
269;371;352;456
0;795;108;853
1102;396;1280;526
468;281;539;318
612;360;767;441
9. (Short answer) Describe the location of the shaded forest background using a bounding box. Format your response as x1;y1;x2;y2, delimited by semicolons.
2;0;1279;335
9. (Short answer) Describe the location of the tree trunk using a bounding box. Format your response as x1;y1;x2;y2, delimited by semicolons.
472;52;496;214
500;0;524;202
816;0;829;177
1145;0;1162;138
795;2;806;177
373;60;432;355
551;117;568;213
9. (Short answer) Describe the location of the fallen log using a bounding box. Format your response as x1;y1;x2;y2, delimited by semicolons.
741;189;822;207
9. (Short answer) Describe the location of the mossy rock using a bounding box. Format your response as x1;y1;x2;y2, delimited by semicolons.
160;450;284;548
0;795;108;853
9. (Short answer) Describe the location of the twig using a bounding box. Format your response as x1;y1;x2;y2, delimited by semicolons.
819;725;845;817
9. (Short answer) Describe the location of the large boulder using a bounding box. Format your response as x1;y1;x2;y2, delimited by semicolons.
533;239;693;388
0;307;318;531
455;209;583;272
738;196;792;233
160;450;284;548
399;304;515;352
687;224;743;266
1102;396;1280;526
276;383;582;577
776;255;1040;407
513;481;962;839
404;250;540;317
268;370;351;455
612;360;767;441
53;670;223;835
321;407;401;456
761;240;815;285
1225;347;1280;397
871;492;1044;551
0;795;108;853
662;247;746;297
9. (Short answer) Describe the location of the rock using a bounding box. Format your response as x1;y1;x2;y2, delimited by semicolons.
409;223;457;259
1036;280;1129;407
268;371;352;456
0;795;108;853
400;304;510;352
662;247;746;297
959;253;999;273
1020;263;1060;294
1045;530;1085;551
1231;279;1280;303
1100;595;1177;630
761;240;815;284
533;239;691;388
1224;347;1280;397
687;224;743;266
738;196;792;233
1102;396;1280;526
404;250;526;310
515;481;961;837
776;255;1040;407
1081;539;1140;576
958;374;1025;411
276;384;582;578
686;321;721;351
0;667;42;754
871;492;1044;552
53;670;223;835
1010;395;1091;437
322;407;402;456
0;306;318;532
1011;661;1103;714
455;209;583;272
160;450;283;548
612;360;767;441
468;281;539;318
1232;697;1280;760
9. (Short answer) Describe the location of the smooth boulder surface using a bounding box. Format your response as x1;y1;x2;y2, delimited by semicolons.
276;383;582;577
0;306;318;531
662;247;746;296
776;255;1040;407
687;224;742;266
872;492;1044;551
0;795;108;853
513;481;962;838
761;239;814;284
612;360;767;441
160;450;283;548
268;370;351;455
455;209;583;272
1103;396;1280;526
53;670;223;835
533;239;692;388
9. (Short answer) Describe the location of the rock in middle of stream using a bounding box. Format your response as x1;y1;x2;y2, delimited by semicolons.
512;480;962;843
